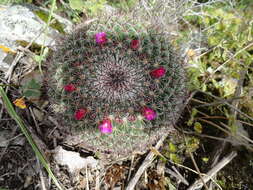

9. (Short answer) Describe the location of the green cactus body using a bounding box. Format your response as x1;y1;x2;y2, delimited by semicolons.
46;18;187;160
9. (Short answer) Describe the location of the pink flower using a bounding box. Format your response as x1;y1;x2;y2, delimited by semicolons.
64;84;76;92
142;107;156;121
130;39;140;50
150;66;166;78
98;119;113;134
95;32;107;45
74;109;87;120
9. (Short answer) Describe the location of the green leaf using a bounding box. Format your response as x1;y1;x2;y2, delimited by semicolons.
0;87;64;190
34;11;65;34
202;157;209;163
187;108;198;126
22;79;41;98
168;142;177;153
169;153;181;164
194;122;203;133
221;78;238;97
69;0;86;11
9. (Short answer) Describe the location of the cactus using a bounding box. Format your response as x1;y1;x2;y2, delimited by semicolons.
45;17;187;160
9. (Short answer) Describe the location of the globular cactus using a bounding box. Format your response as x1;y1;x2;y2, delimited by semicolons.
45;17;187;160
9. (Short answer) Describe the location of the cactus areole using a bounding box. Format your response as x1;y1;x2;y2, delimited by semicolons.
46;21;187;160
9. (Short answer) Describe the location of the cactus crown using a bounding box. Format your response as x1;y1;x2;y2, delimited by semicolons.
46;18;187;160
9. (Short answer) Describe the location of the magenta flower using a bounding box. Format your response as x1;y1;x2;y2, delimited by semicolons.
64;84;76;92
150;66;166;78
95;32;107;45
130;39;140;50
142;107;157;121
98;119;113;134
74;108;87;120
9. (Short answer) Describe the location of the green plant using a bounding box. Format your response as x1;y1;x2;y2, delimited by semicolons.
68;0;106;16
0;87;64;190
184;1;253;95
46;16;187;160
108;0;138;11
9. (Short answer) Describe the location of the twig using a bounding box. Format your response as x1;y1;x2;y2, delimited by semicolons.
125;133;168;190
220;122;253;148
0;125;18;163
212;41;253;74
0;21;53;119
207;140;226;190
95;169;100;190
86;165;90;190
37;157;47;190
198;90;253;122
187;151;237;190
172;166;189;185
230;70;246;117
167;166;189;186
4;52;23;82
127;155;135;182
29;107;43;136
188;151;209;190
193;97;242;108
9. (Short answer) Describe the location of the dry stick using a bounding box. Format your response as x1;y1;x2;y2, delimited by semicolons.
37;158;47;190
125;133;168;190
184;130;252;149
85;165;90;190
167;159;221;189
193;96;242;108
209;70;246;189
0;52;24;118
212;41;253;74
207;141;226;190
95;169;100;190
4;21;52;83
231;70;246;117
187;151;237;190
171;166;189;185
220;122;253;147
0;21;54;119
188;151;209;190
199;90;253;122
29;107;43;135
0;125;18;163
127;155;135;182
167;168;190;185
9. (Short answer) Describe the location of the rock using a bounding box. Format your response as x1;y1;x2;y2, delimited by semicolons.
0;130;25;147
0;130;9;147
54;146;98;174
0;4;73;73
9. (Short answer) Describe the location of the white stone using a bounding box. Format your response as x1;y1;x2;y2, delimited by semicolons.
54;146;98;174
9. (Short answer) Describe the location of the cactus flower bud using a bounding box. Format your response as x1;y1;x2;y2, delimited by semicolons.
64;84;76;92
142;107;157;121
150;66;166;78
99;119;113;133
74;109;87;120
130;39;140;50
95;32;107;45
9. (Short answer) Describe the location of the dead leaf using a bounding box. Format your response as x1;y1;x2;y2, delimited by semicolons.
13;97;27;109
0;45;16;54
147;170;166;190
105;164;127;189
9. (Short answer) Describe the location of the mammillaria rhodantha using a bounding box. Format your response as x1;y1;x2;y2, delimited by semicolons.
45;18;187;160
